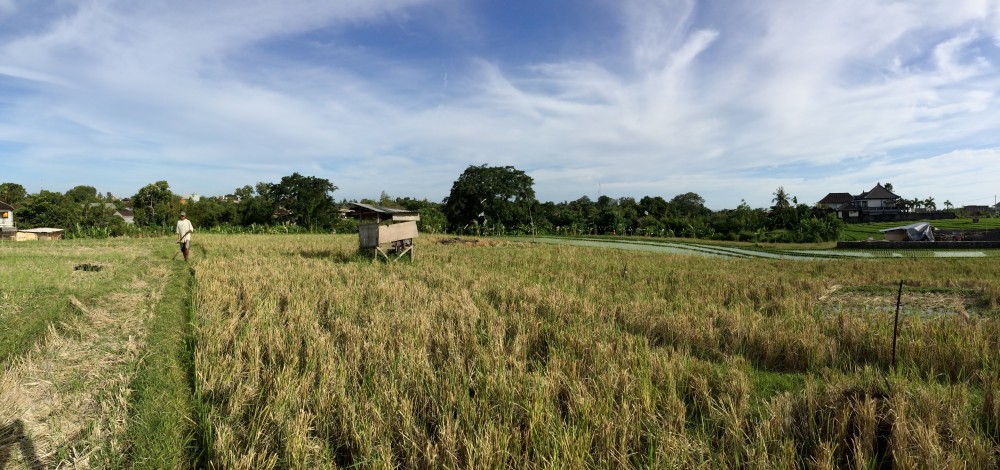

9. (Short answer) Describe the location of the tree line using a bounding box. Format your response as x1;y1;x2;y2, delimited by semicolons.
0;165;845;242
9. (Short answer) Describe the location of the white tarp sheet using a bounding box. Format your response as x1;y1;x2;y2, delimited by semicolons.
879;222;934;241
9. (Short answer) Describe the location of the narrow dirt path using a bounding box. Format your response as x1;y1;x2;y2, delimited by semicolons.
0;262;171;468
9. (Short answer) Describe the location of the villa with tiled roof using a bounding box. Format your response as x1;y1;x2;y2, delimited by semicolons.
817;183;903;221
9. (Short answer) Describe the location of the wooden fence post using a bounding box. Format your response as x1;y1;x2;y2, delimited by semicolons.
891;280;903;370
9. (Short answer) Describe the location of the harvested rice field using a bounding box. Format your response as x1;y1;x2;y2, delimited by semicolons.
2;234;998;468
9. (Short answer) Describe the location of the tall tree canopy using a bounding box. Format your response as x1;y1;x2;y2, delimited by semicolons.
268;173;338;230
132;181;174;227
16;190;81;229
670;192;710;218
443;164;535;233
65;185;99;203
0;182;28;206
233;183;277;226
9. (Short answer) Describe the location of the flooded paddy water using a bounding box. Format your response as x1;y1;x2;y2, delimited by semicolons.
520;236;1000;261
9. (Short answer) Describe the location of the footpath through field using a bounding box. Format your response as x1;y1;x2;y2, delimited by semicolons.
0;239;180;467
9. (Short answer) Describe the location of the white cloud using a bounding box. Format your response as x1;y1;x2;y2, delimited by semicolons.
0;0;997;209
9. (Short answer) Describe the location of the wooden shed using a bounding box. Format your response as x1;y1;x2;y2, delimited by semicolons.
348;203;420;260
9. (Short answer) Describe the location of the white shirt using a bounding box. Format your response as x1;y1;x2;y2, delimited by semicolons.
176;218;194;243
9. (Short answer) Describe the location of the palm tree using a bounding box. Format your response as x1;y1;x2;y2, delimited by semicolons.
772;187;790;210
943;200;953;211
924;196;936;211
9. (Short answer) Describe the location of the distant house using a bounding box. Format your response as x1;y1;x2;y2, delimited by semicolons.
84;203;133;224
816;193;854;210
85;202;117;211
114;209;135;225
817;183;902;221
0;201;14;237
962;205;991;216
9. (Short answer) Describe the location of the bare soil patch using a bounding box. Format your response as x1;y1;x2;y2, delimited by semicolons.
437;237;504;247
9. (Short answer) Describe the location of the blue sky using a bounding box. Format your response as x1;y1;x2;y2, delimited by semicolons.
0;0;998;209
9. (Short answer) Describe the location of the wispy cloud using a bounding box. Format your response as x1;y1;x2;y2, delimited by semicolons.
0;0;997;208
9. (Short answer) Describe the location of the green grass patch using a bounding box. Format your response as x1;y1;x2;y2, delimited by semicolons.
0;239;150;361
114;248;198;469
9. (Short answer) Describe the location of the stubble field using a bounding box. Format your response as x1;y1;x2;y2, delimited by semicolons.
192;234;998;468
2;234;999;468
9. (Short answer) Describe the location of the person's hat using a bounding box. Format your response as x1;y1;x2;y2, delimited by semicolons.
180;211;186;216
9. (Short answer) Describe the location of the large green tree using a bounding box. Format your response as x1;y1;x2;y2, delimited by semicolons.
132;181;174;227
186;197;237;228
232;184;276;226
268;173;338;230
79;202;128;236
16;190;81;229
443;164;535;233
670;192;711;218
395;196;448;234
65;185;99;203
0;182;28;207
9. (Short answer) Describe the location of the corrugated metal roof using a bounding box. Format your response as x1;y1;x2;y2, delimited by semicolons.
348;202;417;215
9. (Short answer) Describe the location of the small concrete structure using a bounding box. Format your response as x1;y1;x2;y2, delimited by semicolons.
0;201;14;239
15;228;64;241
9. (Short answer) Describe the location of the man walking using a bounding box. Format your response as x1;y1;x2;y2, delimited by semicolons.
176;211;194;262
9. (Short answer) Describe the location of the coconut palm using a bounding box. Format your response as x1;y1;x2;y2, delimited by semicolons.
944;200;953;210
924;197;936;211
772;187;790;210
